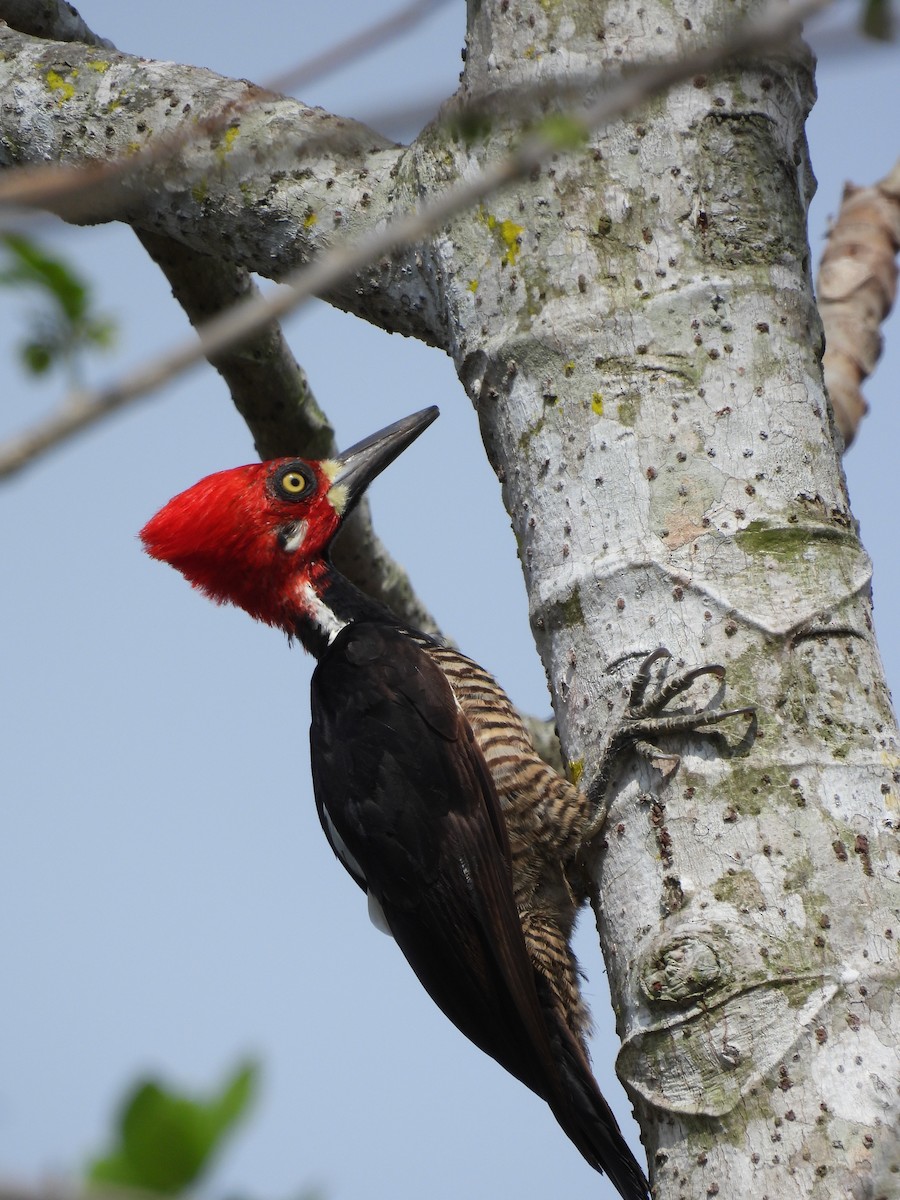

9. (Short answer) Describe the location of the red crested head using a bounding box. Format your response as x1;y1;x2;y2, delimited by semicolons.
140;457;343;628
140;406;439;634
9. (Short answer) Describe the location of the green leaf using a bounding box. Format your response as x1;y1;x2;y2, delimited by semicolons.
87;1060;260;1195
0;233;89;322
21;340;53;375
0;233;117;379
862;0;894;40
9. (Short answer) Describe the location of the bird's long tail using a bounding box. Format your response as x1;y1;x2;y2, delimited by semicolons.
537;979;650;1200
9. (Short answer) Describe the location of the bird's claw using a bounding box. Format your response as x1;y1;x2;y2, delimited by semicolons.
582;648;754;842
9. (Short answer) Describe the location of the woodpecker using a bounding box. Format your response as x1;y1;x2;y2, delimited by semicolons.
141;407;749;1200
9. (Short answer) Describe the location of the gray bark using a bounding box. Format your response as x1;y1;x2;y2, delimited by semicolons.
444;7;900;1193
1;1;897;1196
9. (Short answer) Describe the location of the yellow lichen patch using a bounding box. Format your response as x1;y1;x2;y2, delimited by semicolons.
476;208;526;266
214;124;240;163
467;279;479;293
591;392;603;415
303;211;318;229
497;218;524;265
86;60;110;73
564;361;575;377
45;68;77;104
481;211;525;266
191;180;209;203
568;758;584;787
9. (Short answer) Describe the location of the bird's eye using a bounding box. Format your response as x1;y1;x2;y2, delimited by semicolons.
271;462;316;502
282;472;307;494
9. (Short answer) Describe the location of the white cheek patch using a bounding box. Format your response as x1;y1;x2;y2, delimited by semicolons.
281;520;308;553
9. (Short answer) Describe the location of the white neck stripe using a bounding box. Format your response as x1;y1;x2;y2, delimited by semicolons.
299;579;348;645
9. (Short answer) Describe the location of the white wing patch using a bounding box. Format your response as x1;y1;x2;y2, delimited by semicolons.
320;803;394;938
321;803;364;880
367;890;393;937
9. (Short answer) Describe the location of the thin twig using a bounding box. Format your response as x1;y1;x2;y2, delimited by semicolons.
264;0;450;97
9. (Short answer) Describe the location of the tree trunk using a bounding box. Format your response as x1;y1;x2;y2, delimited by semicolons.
440;3;900;1194
1;1;897;1195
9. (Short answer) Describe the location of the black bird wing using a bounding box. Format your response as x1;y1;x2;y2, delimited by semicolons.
309;623;650;1200
310;621;560;1097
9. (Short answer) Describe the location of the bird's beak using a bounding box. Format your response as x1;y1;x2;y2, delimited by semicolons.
329;406;439;513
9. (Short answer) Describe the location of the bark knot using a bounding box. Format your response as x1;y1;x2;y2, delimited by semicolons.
640;931;730;1006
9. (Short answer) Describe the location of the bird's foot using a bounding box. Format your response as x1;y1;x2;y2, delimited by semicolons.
582;648;754;843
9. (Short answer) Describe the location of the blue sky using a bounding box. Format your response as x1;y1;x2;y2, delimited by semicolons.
2;4;898;1199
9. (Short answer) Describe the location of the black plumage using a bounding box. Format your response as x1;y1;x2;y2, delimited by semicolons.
311;621;650;1200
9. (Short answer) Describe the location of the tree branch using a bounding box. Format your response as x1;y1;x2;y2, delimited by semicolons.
0;2;343;464
0;0;827;482
0;0;113;47
134;232;332;460
0;27;436;337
